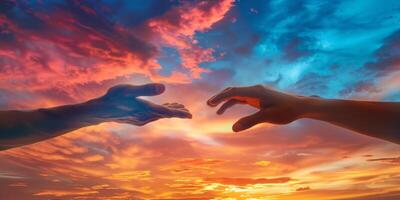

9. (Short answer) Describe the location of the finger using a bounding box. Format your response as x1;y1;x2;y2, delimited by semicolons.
107;83;165;98
168;108;193;119
163;102;184;109
207;87;234;107
157;104;192;119
207;85;260;107
216;99;242;115
232;111;265;132
171;103;184;108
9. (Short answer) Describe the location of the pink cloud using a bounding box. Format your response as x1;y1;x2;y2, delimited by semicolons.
148;0;234;78
0;0;234;105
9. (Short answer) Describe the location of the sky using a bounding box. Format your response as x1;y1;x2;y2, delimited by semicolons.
0;0;400;199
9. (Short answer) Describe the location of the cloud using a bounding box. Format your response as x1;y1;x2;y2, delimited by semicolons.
364;30;400;77
280;35;312;62
148;0;234;78
34;189;98;197
296;186;311;191
204;177;291;186
255;160;271;167
234;34;261;56
0;0;234;106
176;158;226;166
105;171;151;181
0;1;158;89
339;30;400;99
8;182;27;187
367;156;400;164
213;120;377;150
339;81;381;98
336;190;400;200
0;172;24;179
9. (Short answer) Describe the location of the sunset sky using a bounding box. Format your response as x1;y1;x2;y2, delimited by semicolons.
1;0;400;199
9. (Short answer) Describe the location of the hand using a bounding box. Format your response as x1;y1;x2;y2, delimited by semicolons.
88;83;192;126
207;85;304;132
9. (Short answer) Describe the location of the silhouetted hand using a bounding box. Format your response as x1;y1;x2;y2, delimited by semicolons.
207;85;303;132
88;83;192;126
0;83;192;150
207;84;400;144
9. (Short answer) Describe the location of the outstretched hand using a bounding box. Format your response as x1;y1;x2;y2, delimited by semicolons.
0;83;192;150
207;85;303;132
88;83;192;126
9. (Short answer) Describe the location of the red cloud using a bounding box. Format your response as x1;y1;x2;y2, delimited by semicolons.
0;1;158;93
0;0;234;104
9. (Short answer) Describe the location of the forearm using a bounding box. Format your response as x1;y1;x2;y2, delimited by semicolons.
300;97;400;144
0;100;103;149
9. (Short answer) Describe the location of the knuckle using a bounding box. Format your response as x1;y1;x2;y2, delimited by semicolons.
228;87;236;92
252;84;266;93
254;84;264;90
225;87;234;91
222;87;236;96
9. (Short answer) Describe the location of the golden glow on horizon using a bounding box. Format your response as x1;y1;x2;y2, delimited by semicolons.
2;119;399;199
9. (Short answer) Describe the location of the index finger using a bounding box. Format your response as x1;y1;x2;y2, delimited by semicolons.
207;86;260;107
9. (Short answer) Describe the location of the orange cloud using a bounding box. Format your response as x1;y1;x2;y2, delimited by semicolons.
296;186;311;191
176;158;226;166
204;177;292;186
367;156;400;164
34;189;98;197
105;171;151;181
255;160;271;167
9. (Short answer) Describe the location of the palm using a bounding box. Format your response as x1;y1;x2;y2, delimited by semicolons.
93;84;191;126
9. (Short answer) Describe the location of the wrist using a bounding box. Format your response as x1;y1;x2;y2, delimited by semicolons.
297;96;324;119
77;99;109;125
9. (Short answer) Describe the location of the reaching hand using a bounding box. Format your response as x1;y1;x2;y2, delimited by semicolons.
0;83;192;150
89;83;192;126
207;85;303;132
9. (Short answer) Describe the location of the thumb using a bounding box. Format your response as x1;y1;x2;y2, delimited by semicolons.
232;111;265;132
106;83;165;98
133;83;165;96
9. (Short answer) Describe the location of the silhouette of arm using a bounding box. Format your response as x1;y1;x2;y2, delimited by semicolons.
0;83;191;150
300;98;400;143
207;85;400;144
0;102;100;150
